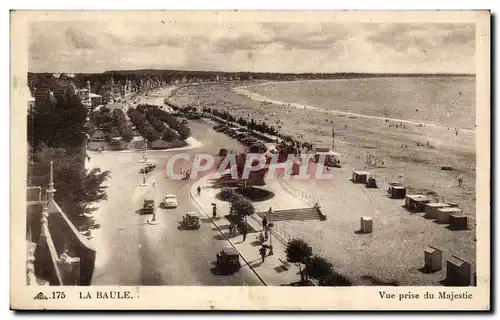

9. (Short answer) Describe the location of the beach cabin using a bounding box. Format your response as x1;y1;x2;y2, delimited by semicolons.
424;203;451;219
424;246;443;272
314;147;342;167
449;214;468;230
360;216;373;233
445;202;459;208
352;171;370;184
389;185;406;199
437;207;462;224
404;195;432;212
446;256;472;286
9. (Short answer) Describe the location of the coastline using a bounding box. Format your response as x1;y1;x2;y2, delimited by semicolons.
233;81;475;134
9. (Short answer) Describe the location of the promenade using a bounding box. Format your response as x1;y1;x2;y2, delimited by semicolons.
190;173;307;286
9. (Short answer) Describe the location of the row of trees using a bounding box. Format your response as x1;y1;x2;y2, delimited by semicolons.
127;104;191;144
139;104;191;141
111;109;134;142
285;238;352;286
90;107;134;142
28;88;110;235
127;108;160;142
201;107;279;137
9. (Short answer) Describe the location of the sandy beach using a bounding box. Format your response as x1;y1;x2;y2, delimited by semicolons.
169;79;476;285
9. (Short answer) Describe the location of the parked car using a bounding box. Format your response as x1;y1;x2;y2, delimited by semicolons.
140;163;156;173
163;194;178;208
143;198;155;214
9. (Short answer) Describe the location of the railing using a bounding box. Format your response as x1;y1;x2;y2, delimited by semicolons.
41;223;64;285
276;176;316;206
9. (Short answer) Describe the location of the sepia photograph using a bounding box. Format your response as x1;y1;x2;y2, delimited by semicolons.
10;10;490;310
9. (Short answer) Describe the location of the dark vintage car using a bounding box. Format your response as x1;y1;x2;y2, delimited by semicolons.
181;212;201;230
140;163;156;173
143;199;155;214
216;247;241;272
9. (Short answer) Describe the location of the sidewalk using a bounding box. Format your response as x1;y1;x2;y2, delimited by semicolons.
190;173;304;286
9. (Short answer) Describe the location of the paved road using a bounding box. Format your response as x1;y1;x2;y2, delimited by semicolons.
91;119;260;285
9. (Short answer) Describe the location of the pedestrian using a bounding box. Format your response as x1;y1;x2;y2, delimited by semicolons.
212;204;217;218
197;185;201;196
262;216;268;231
259;246;267;263
458;177;463;187
242;225;247;242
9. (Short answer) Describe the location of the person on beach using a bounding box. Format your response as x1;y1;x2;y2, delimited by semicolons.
197;185;201;196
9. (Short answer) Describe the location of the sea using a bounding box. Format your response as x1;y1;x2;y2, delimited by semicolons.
239;76;476;131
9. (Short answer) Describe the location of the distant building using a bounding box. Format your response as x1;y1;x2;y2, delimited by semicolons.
78;81;102;109
33;73;78;106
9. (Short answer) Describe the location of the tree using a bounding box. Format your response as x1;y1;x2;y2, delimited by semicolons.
28;89;87;151
229;194;255;224
220;187;235;201
28;84;110;236
305;255;333;283
285;238;313;282
111;109;133;142
28;145;110;235
162;128;177;142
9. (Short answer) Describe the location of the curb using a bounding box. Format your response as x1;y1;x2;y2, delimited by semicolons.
87;137;203;154
189;179;268;286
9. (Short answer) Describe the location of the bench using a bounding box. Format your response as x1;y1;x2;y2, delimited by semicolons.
279;258;291;270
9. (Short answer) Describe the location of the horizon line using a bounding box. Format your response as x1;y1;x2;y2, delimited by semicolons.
28;69;476;76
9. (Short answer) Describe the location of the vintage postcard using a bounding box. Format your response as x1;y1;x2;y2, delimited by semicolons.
11;10;490;310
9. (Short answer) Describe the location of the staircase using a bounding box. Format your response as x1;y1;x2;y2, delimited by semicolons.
257;206;326;222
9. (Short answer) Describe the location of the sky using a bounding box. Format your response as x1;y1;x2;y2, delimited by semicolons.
28;21;476;74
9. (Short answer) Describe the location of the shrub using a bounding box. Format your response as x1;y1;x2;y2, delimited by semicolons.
220;187;235;201
305;255;333;282
285;238;313;282
229;194;255;219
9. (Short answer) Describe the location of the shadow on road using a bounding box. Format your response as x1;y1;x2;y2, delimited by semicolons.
210;265;241;276
135;208;155;216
